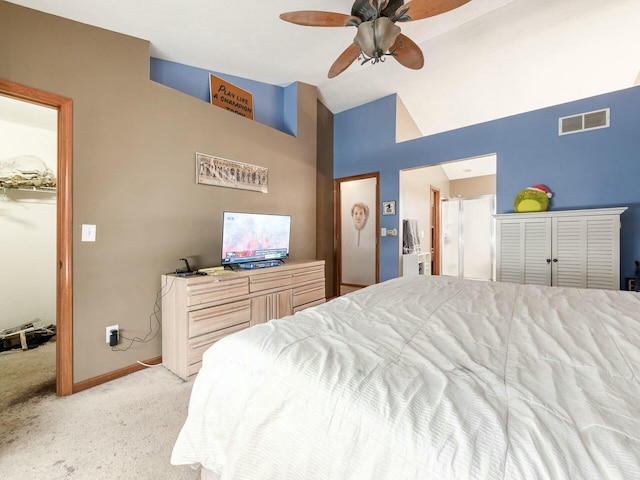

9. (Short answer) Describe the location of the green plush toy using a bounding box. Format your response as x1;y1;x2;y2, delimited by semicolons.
514;184;553;213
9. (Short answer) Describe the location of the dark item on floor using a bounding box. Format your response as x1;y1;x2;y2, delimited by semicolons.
0;322;57;352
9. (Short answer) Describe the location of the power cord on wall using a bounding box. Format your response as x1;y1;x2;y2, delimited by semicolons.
111;275;176;353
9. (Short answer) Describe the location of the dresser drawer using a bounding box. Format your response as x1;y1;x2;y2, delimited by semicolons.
188;299;251;338
292;265;325;286
249;270;293;293
186;276;249;307
188;321;250;373
293;297;325;313
292;281;325;308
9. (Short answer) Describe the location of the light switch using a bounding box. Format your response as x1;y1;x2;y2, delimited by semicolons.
381;228;387;237
82;224;96;242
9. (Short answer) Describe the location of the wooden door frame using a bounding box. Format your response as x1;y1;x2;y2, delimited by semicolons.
0;79;73;396
335;172;380;293
430;185;441;275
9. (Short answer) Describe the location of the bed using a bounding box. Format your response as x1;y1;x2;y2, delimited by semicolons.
171;275;640;479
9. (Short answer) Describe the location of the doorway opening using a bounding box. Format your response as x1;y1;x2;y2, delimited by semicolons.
430;186;441;275
399;154;496;279
335;173;380;295
0;79;73;396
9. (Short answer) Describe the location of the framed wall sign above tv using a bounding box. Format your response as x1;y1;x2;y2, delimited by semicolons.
196;152;268;193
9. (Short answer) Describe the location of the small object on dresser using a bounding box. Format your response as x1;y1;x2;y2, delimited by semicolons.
174;257;193;275
197;266;225;275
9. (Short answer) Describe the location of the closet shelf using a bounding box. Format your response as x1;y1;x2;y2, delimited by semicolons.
1;185;56;193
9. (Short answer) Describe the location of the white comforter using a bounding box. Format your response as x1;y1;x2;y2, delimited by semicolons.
171;275;640;479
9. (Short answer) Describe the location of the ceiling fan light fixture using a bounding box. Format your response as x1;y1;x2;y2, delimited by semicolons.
354;17;401;64
281;0;471;77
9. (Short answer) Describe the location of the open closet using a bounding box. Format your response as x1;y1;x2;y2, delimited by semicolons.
0;80;73;399
0;94;58;404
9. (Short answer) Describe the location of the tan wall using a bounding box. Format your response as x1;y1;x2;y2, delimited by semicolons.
0;2;320;383
316;101;335;297
395;95;422;143
450;174;496;197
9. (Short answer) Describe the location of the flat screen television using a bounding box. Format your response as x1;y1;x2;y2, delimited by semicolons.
221;211;291;265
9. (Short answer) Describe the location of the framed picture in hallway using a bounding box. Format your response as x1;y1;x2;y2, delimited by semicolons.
382;201;395;216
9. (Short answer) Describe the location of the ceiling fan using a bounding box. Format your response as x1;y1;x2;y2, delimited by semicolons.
280;0;471;78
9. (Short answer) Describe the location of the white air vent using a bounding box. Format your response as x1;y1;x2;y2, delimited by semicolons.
559;108;609;135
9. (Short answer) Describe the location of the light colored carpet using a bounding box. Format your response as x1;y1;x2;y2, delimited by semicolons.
1;338;57;408
0;341;200;479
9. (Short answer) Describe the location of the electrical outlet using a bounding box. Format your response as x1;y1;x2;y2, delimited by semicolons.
106;324;119;344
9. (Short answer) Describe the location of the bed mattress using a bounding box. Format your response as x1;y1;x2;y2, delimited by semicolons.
172;275;640;479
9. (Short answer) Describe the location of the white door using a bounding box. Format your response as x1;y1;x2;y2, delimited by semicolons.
462;196;494;280
440;198;460;277
441;195;495;280
553;215;619;289
496;216;552;285
337;174;379;294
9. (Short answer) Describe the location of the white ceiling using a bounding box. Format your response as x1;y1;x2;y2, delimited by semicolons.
440;154;496;180
6;0;640;136
0;94;57;131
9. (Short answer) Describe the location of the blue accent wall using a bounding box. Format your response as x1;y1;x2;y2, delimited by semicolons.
334;87;640;287
150;58;296;136
283;83;298;138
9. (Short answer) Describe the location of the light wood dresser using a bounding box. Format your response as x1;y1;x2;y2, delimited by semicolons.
161;260;325;380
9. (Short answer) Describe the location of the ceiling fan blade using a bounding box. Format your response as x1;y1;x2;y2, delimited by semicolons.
280;11;356;27
328;44;361;78
391;34;424;69
395;0;471;21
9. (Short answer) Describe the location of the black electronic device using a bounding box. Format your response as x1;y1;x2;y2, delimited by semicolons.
175;257;196;276
221;212;291;267
175;271;198;277
179;258;192;272
237;259;283;270
109;328;118;347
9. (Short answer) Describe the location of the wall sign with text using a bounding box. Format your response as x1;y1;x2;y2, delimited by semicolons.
196;152;267;193
209;74;254;120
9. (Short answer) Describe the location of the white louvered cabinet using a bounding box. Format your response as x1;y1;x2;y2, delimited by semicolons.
495;207;627;290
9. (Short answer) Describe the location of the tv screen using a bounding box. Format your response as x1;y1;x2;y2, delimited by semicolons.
221;211;291;265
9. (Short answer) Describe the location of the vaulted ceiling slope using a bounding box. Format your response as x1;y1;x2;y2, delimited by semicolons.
7;0;640;136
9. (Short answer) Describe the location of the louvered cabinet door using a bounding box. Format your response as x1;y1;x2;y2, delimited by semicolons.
495;207;626;291
552;215;620;290
552;217;585;288
496;217;551;285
